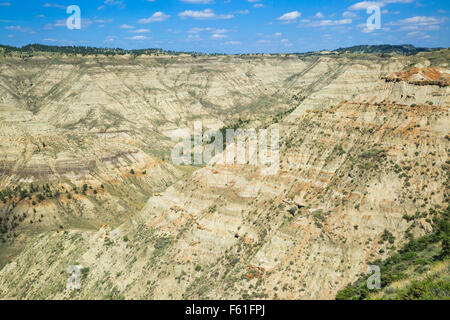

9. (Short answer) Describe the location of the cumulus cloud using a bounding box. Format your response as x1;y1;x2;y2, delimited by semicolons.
211;33;227;39
104;35;116;43
395;15;442;25
5;25;32;32
342;11;358;18
43;3;67;9
315;12;325;19
179;9;234;20
129;28;150;34
138;12;170;23
188;27;231;40
120;24;134;29
188;27;214;33
222;41;241;45
388;15;445;30
186;34;203;41
281;38;293;47
348;1;384;10
102;0;125;9
128;35;149;40
277;11;301;21
307;19;353;27
348;0;413;10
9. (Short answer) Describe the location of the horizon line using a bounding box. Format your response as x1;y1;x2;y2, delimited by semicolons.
1;43;448;56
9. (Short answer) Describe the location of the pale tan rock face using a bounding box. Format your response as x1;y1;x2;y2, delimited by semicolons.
0;53;306;264
0;50;448;299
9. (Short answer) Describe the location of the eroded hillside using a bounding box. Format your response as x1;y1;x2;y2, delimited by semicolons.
0;49;448;299
0;52;310;265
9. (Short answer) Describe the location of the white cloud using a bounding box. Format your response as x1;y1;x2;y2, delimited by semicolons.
5;25;32;32
43;3;66;9
305;19;353;27
94;18;114;24
395;15;442;25
120;24;134;29
406;31;431;39
406;31;419;36
277;11;301;21
186;34;203;41
348;1;384;10
281;39;293;47
222;41;241;45
315;12;324;19
248;0;263;5
348;0;413;10
129;28;150;34
211;33;227;39
214;28;230;34
388;15;445;30
179;9;234;20
188;27;213;33
104;35;116;43
103;0;125;9
138;12;170;23
128;35;149;40
188;27;231;40
342;11;358;18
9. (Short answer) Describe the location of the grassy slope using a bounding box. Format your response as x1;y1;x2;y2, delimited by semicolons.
336;204;449;300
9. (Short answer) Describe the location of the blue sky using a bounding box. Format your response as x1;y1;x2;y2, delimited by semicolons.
0;0;449;53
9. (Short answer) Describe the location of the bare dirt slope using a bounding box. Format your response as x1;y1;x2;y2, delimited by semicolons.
0;52;309;265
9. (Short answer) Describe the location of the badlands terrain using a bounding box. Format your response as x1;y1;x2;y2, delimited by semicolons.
0;45;448;299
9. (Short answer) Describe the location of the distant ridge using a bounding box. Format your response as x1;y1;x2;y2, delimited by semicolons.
0;43;445;56
0;44;196;56
333;44;443;55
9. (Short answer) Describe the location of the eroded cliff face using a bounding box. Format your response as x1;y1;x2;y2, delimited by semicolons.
0;53;307;264
0;50;448;299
